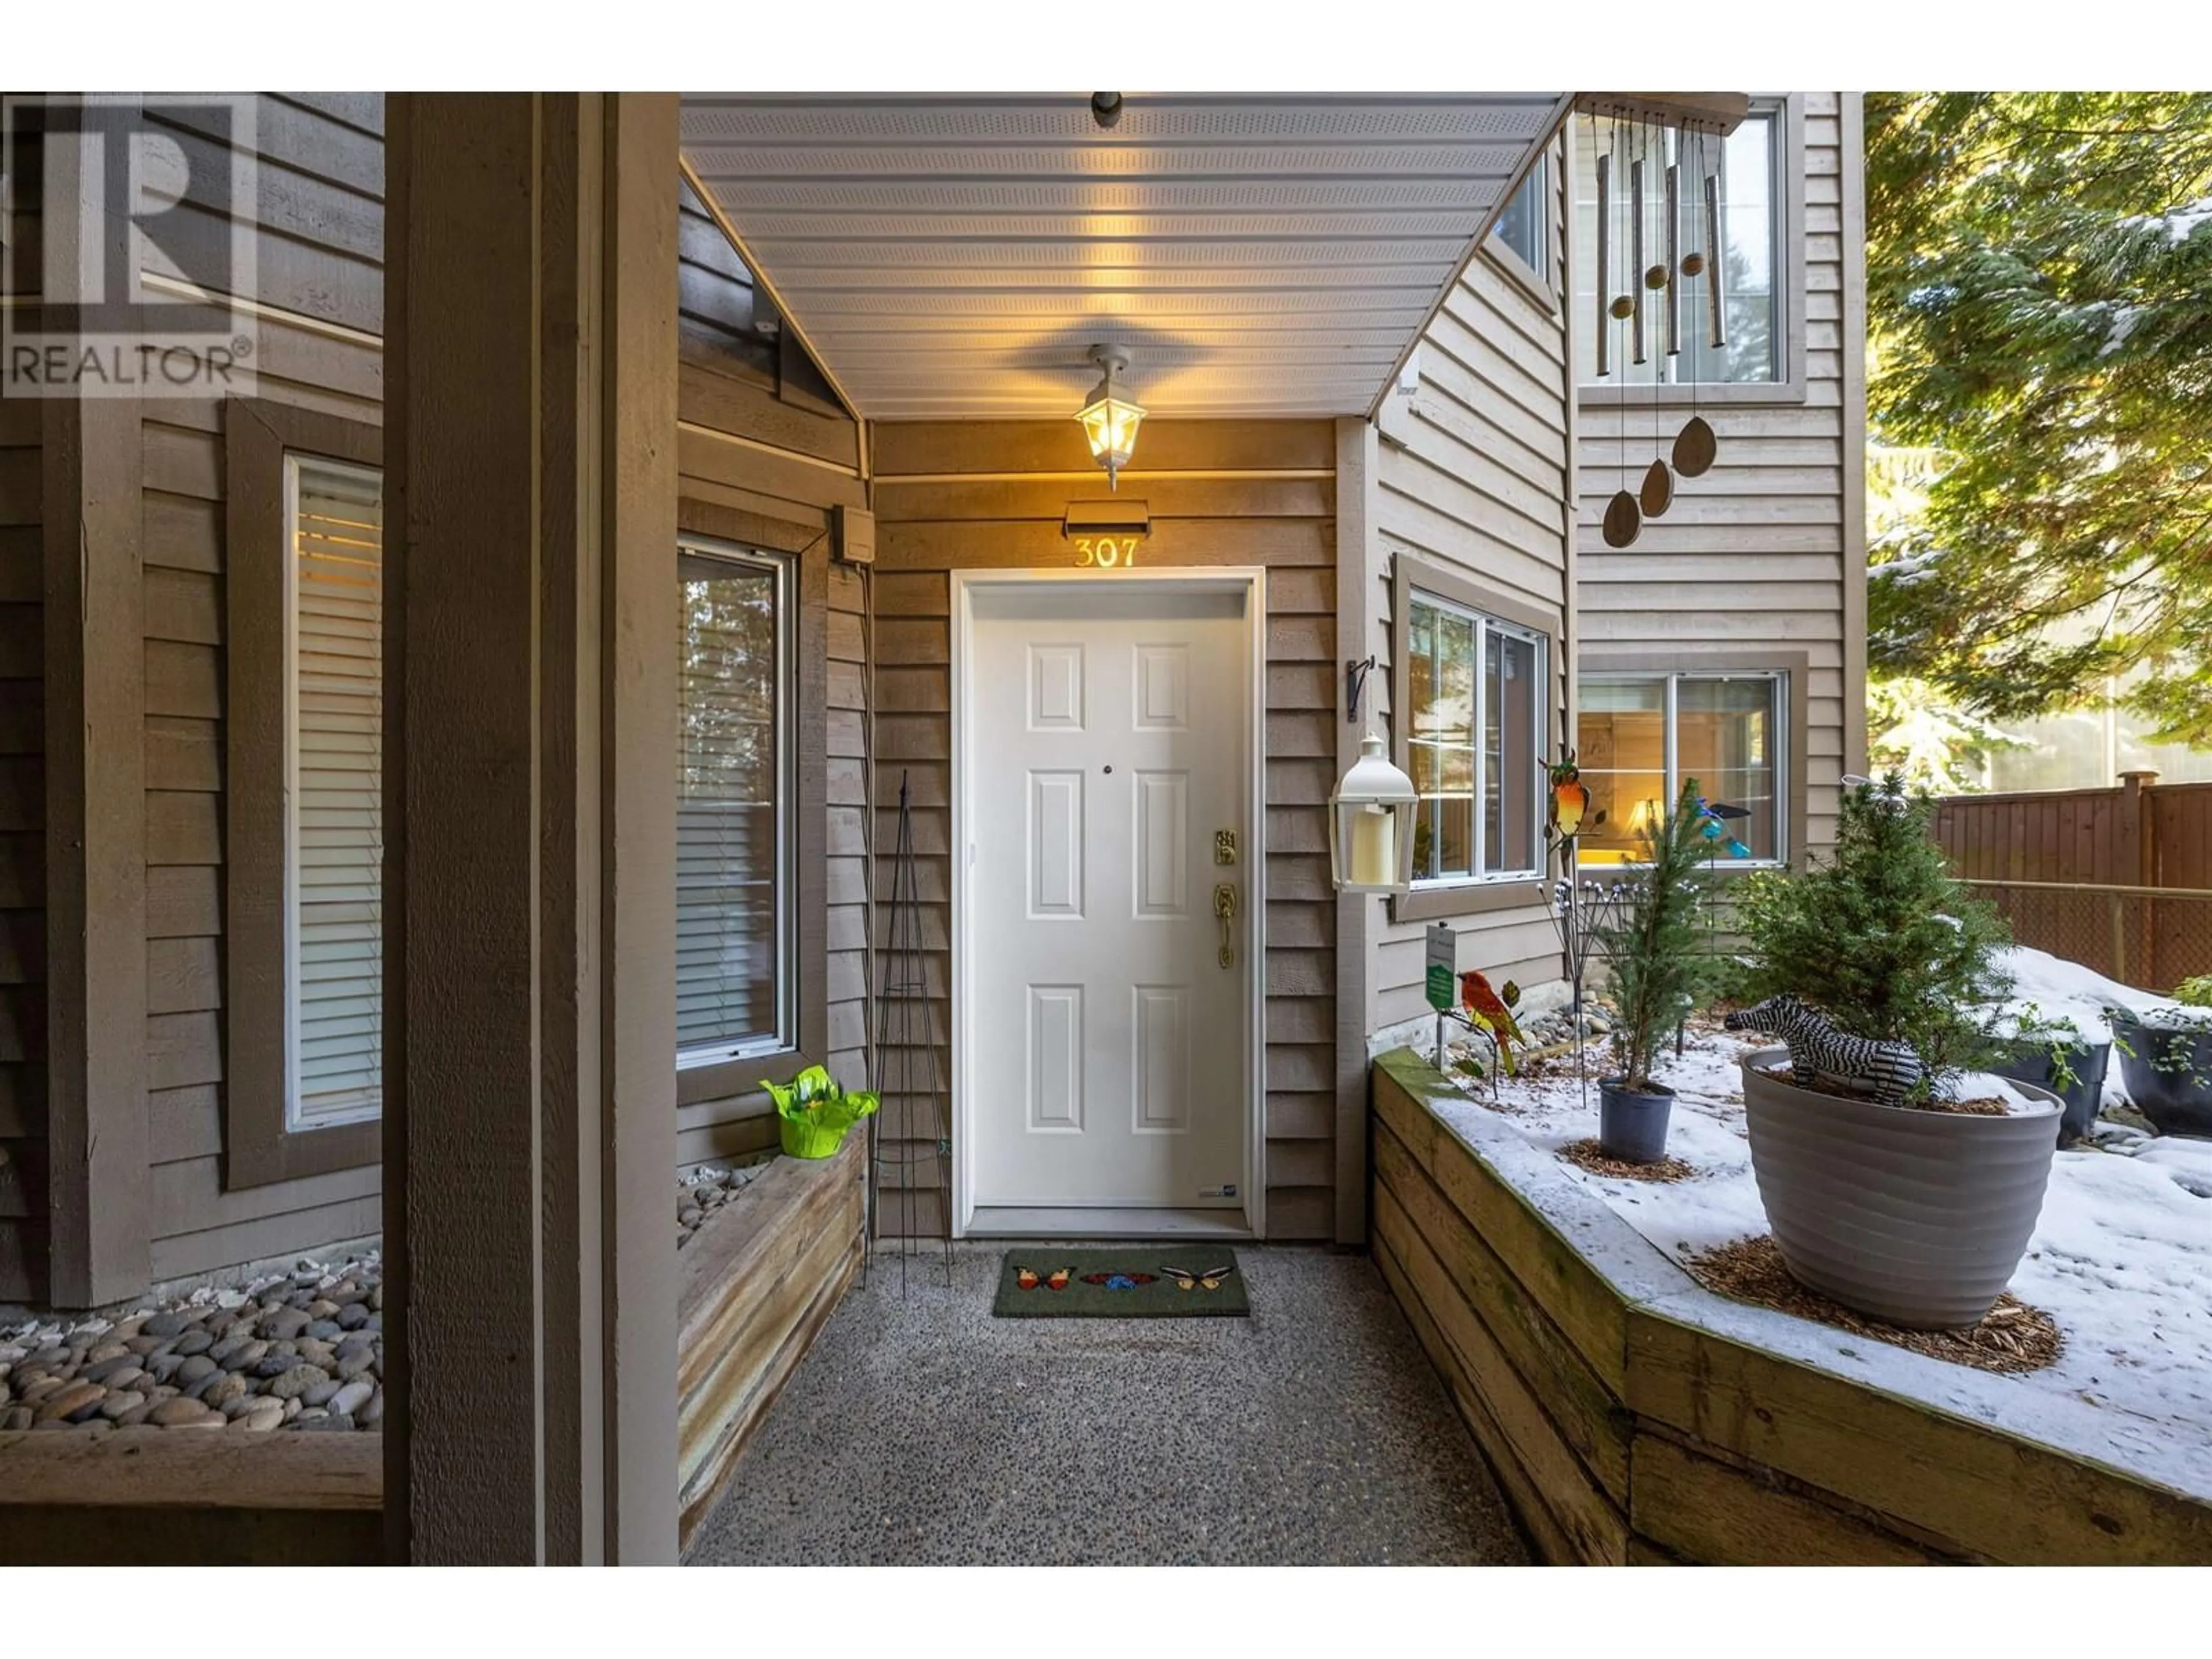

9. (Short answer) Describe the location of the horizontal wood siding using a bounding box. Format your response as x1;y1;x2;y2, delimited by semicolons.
869;418;1339;1238
141;94;388;1283
675;176;870;1168
1577;93;1854;861
1368;137;1575;1029
1;126;46;1298
87;149;866;1286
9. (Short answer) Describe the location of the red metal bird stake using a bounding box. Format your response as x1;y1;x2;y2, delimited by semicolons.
1460;969;1525;1081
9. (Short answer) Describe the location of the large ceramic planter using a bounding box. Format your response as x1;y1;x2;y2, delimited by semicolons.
1738;1048;2062;1330
2112;1015;2212;1139
1990;1040;2109;1147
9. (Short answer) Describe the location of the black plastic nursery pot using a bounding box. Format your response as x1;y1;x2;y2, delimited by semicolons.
1991;1040;2109;1147
2113;1016;2212;1139
1597;1078;1674;1164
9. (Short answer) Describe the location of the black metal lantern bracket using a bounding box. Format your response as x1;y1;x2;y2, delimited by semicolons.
1345;656;1377;725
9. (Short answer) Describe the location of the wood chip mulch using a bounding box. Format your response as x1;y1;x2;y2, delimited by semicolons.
1560;1138;1698;1183
1684;1234;2062;1375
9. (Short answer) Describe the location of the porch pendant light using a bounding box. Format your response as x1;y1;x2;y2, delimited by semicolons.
1075;344;1146;491
1329;733;1419;894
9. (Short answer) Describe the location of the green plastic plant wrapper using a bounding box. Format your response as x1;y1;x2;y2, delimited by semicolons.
761;1065;878;1158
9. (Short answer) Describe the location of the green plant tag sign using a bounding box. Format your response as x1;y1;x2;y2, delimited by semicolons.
1425;923;1456;1012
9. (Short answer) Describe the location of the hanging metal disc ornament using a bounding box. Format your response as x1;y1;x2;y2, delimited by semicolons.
1602;488;1642;548
1672;415;1718;479
1639;458;1675;517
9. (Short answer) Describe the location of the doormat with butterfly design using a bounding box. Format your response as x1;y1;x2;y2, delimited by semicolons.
990;1249;1249;1319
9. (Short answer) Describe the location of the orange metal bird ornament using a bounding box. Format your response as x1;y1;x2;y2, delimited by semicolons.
1542;751;1603;844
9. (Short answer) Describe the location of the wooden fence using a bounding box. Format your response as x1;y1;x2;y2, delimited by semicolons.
1931;774;2212;990
1931;772;2212;889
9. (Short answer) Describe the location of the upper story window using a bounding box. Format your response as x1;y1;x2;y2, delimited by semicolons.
1406;592;1547;886
1490;154;1550;283
1577;672;1786;867
287;455;385;1130
1573;107;1782;386
677;537;793;1066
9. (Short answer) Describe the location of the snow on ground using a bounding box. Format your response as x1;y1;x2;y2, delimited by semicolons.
1991;944;2167;1037
1431;954;2212;1492
1983;944;2181;1107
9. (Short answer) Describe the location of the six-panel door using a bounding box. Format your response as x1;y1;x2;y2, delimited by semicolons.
970;599;1251;1212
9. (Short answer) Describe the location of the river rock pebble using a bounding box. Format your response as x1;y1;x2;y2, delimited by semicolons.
4;1164;758;1440
2;1250;385;1435
676;1156;774;1251
35;1381;106;1424
329;1380;374;1418
99;1389;146;1421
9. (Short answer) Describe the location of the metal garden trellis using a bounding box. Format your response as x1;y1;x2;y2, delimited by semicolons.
866;768;953;1294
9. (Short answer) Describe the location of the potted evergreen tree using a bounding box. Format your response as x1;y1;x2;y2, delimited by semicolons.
1727;774;2063;1330
1588;782;1718;1164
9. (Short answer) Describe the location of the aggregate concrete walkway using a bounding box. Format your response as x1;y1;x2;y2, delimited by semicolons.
683;1244;1528;1566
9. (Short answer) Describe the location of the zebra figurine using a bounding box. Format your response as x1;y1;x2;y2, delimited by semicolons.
1724;994;1925;1105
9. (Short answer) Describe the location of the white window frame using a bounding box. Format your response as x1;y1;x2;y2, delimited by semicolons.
1488;150;1552;296
282;452;385;1132
1577;669;1790;869
675;534;796;1071
1406;588;1550;891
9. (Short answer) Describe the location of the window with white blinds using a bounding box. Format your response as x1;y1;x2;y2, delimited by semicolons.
286;456;385;1131
677;540;791;1062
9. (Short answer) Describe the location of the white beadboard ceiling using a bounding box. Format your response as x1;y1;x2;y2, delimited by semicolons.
679;93;1566;422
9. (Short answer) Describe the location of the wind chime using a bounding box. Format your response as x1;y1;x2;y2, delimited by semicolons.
1595;110;1728;549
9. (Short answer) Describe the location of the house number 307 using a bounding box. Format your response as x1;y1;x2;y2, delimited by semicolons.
1074;537;1138;569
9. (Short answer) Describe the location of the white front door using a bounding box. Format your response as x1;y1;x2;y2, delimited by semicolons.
966;582;1255;1221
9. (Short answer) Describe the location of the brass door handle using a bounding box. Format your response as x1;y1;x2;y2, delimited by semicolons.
1213;882;1238;969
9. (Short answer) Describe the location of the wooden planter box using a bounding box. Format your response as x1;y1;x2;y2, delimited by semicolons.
0;1138;865;1563
676;1135;865;1548
1371;1048;2212;1565
0;1426;381;1565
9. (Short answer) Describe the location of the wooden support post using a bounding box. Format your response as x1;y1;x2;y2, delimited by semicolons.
1334;417;1377;1246
2118;770;2156;984
40;96;148;1308
2118;770;2158;885
384;93;680;1565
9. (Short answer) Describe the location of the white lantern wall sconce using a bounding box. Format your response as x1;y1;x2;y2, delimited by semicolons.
1330;652;1418;894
